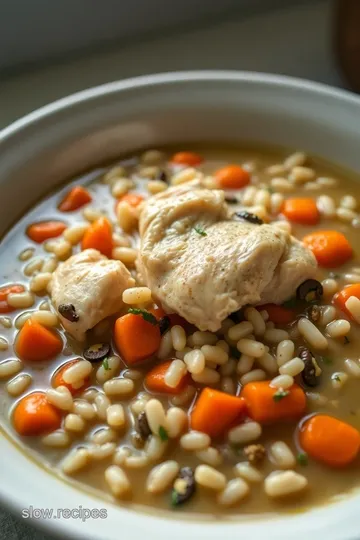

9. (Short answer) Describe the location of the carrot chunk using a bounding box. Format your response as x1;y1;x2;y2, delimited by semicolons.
215;165;251;189
170;151;203;166
16;319;63;362
59;186;92;212
113;313;161;365
303;230;353;268
190;387;247;438
52;359;90;395
258;304;296;325
0;284;25;313
26;221;67;243
281;198;320;225
145;360;190;395
114;193;144;214
13;391;62;436
334;284;360;319
241;381;306;424
81;217;113;257
300;414;360;467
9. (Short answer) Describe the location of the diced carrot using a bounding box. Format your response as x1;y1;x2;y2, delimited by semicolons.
215;165;251;190
26;221;67;243
303;230;353;268
145;360;190;395
81;217;113;257
281;198;320;225
241;381;306;424
52;359;90;395
300;414;360;467
115;193;144;214
334;284;360;319
148;307;167;320
190;387;247;438
170;151;203;166
148;307;192;330
258;303;296;325
0;284;25;313
16;319;63;362
113;313;161;365
58;186;92;212
13;391;62;436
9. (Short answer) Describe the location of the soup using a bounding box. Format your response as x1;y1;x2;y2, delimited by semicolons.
1;145;360;516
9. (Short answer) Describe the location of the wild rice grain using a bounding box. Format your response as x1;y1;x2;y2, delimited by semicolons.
298;318;328;350
180;431;210;451
237;354;255;375
237;339;265;358
166;407;188;438
264;328;289;343
96;355;121;384
63;360;92;385
145;399;167;435
63;224;88;245
24;257;44;276
240;369;266;385
322;278;338;297
289;166;314;184
147;461;180;494
270;374;294;390
112;247;138;265
228;321;253;342
228;421;262;445
6;373;32;396
42;430;71;448
344;359;360;378
196;447;223;467
19;248;35;261
107;404;126;428
220;358;237;376
0;316;12;328
264;471;308;498
113;446;131;466
64;413;86;432
170;385;196;406
319;306;337;326
245;307;266;336
165;360;187;388
340;195;357;210
257;352;278;374
0;337;8;351
276;340;295;367
89;442;116;460
201;345;228;365
72;399;96;420
145;435;168;461
279;357;305;377
192;367;220;385
46;386;73;411
331;371;348;389
122;287;152;305
221;376;236;394
94;393;111;420
31;310;58;327
195;465;226;491
15;312;32;329
105;465;131;497
7;291;34;309
345;296;360;324
184;349;205;374
124;454;149;469
217;478;249;506
91;427;117;444
192;331;218;347
336;208;357;222
284;152;306;169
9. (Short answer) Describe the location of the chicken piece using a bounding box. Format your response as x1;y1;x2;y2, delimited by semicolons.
50;249;135;340
138;184;317;332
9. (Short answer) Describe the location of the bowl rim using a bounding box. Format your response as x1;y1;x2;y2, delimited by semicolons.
2;70;360;540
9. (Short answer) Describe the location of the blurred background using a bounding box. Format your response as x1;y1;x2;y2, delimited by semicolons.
0;0;351;130
0;0;354;538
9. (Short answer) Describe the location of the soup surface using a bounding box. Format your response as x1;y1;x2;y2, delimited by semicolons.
1;145;360;517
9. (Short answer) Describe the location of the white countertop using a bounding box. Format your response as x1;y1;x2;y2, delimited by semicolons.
0;0;342;129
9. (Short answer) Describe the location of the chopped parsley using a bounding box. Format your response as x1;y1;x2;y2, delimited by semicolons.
266;187;275;194
128;308;158;325
102;358;110;371
344;336;350;345
322;356;333;365
273;389;290;402
158;425;169;441
282;297;299;309
297;452;308;466
193;226;207;237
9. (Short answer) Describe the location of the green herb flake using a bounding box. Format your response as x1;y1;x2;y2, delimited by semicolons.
102;358;110;371
159;425;169;441
266;187;275;194
282;297;298;309
297;452;308;466
344;336;350;345
171;490;179;507
128;308;158;325
193;226;207;237
273;389;290;402
322;356;333;365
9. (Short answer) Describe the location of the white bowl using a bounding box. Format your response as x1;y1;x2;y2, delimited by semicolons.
1;71;360;540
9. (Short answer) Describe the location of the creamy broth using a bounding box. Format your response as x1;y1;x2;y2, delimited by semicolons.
1;145;360;517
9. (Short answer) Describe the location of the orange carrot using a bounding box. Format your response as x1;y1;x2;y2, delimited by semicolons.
26;221;67;243
281;198;320;225
81;217;113;257
190;387;247;438
0;284;25;313
113;313;161;365
170;151;203;166
258;303;296;325
215;165;250;190
115;193;144;211
16;319;63;362
241;381;306;424
145;360;190;395
334;284;360;319
303;230;353;268
300;414;360;467
148;307;167;320
58;186;92;212
13;391;62;436
52;359;90;395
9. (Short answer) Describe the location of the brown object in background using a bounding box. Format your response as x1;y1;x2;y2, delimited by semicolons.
335;0;360;92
